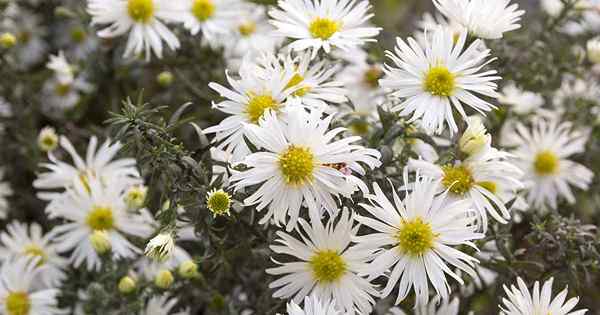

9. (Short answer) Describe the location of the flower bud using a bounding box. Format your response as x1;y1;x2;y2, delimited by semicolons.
118;276;136;294
206;189;231;217
144;233;175;262
89;230;111;254
124;185;147;210
37;127;59;152
0;32;16;48
154;269;174;289
459;116;490;156
157;71;174;87
178;260;199;279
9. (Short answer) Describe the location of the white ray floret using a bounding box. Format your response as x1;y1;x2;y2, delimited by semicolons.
280;294;345;315
500;277;587;315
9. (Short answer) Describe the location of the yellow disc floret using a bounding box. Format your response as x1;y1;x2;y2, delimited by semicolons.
192;0;215;22
23;244;48;266
238;22;256;37
309;17;341;40
442;165;474;195
127;0;154;23
5;292;30;315
396;218;436;256
86;206;115;231
309;250;347;283
423;66;456;96
534;150;559;175
206;189;231;216
245;93;280;124
279;145;315;186
363;66;383;89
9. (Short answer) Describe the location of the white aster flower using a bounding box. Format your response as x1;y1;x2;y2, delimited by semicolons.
387;297;460;315
500;277;587;315
87;0;182;59
433;0;525;39
0;221;68;287
50;178;154;270
507;117;593;210
268;0;381;58
224;5;281;61
267;210;378;315
179;0;248;46
380;27;500;135
414;12;465;46
354;175;483;306
0;257;67;315
144;233;175;261
38;127;59;152
204;55;298;161
34;136;141;202
0;168;12;220
142;294;190;315
42;52;92;115
231;109;381;230
280;294;345;315
498;83;544;115
46;51;74;85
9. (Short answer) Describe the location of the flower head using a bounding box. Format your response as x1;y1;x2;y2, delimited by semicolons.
500;277;587;315
206;189;231;217
145;233;176;262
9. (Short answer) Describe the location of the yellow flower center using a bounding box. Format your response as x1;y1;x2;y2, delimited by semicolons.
534;150;559;175
396;218;436;256
192;0;215;22
423;66;456;96
23;244;48;266
86;206;115;231
309;17;341;40
55;83;72;96
350;120;370;135
285;73;311;97
238;22;256;37
5;292;30;315
309;250;346;283
70;28;87;43
477;181;497;194
279;145;315;186
245;93;280;124
363;66;383;89
442;165;474;195
127;0;154;23
207;190;231;216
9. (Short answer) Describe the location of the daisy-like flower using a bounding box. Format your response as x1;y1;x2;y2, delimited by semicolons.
353;175;483;305
0;257;67;315
144;233;175;261
0;168;12;219
38;127;59;152
34;136;141;202
408;118;523;229
433;0;525;39
498;82;544;115
267;210;378;315
178;0;248;46
230;109;381;230
204;55;298;161
87;0;182;59
507;117;593;210
268;0;381;58
50;177;154;271
42;52;92;115
380;27;501;135
387;297;460;315
500;277;587;315
224;5;281;61
279;294;344;315
0;222;67;287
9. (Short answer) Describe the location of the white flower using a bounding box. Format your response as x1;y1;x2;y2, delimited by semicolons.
203;55;298;161
0;222;68;287
267;210;378;315
387;297;460;315
353;175;483;305
500;277;587;315
0;257;67;315
0;168;12;220
224;5;281;60
414;12;465;46
49;177;154;270
87;0;182;59
179;0;249;47
433;0;525;39
38;127;59;152
34;136;141;202
231;109;381;230
142;294;190;315
380;27;500;135
587;37;600;63
280;294;345;315
42;52;92;115
144;233;175;261
507;117;593;210
498;83;544;115
268;0;381;58
46;51;74;85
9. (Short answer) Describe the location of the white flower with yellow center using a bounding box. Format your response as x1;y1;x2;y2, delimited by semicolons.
46;51;74;86
0;257;66;315
42;52;92;114
179;0;248;46
34;136;141;203
230;109;381;230
507;117;593;210
267;210;378;315
224;5;281;61
280;294;344;315
0;168;13;220
387;297;460;315
204;55;299;162
50;177;154;271
498;83;544;115
500;277;587;315
0;222;68;288
87;0;182;59
433;0;525;39
354;176;483;306
38;127;59;153
144;233;175;261
380;27;500;135
268;0;381;58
